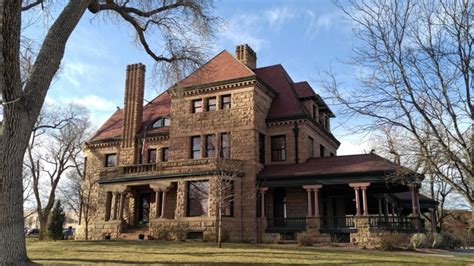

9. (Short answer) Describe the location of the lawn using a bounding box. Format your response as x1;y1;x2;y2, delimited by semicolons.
26;238;473;265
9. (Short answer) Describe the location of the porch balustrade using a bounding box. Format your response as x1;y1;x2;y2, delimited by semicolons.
368;215;423;233
321;216;355;229
266;217;307;230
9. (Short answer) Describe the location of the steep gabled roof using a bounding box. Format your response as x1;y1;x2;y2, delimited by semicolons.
254;65;306;120
176;50;255;88
89;92;171;142
294;81;316;98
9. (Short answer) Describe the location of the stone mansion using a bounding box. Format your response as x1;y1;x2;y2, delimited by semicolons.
79;44;437;244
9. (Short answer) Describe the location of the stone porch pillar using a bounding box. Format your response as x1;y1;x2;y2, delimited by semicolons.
361;186;368;216
304;186;313;217
118;192;125;220
161;189;167;219
410;186;419;217
430;208;437;232
112;192;119;220
155;190;162;219
354;187;361;216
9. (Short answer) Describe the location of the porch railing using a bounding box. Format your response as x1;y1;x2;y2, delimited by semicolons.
321;216;355;229
266;217;306;230
368;215;422;232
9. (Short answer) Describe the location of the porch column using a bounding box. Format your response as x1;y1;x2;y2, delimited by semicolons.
354;187;361;216
303;186;313;217
385;198;390;216
410;186;418;217
361;186;368;216
112;192;118;220
160;189;167;219
259;187;268;218
313;185;322;217
155;190;161;218
377;195;383;216
118;192;125;220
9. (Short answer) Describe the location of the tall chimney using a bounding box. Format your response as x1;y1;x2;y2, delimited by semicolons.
121;63;145;164
235;44;257;69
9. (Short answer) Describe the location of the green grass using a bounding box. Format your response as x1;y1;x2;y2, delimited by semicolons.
26;238;473;265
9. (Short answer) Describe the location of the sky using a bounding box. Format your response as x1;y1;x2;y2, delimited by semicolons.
40;0;370;155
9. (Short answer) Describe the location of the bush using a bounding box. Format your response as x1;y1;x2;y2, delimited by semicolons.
379;232;411;251
410;232;463;249
297;232;314;247
410;233;433;249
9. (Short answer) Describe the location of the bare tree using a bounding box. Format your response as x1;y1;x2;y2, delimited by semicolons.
0;1;218;263
321;0;473;221
24;104;90;240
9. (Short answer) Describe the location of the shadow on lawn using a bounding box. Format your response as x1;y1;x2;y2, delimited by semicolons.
30;257;438;265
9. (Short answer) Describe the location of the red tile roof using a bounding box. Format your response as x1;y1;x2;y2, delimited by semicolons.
89;92;171;142
177;50;255;88
254;65;306;119
259;154;414;178
293;81;316;98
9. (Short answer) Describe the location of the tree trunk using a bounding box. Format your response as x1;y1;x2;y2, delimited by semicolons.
218;207;222;248
85;219;89;240
38;215;49;241
0;1;89;263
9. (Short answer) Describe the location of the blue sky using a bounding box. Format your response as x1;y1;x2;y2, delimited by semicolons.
43;0;369;155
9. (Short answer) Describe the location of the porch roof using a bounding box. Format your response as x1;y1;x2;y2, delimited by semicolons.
258;154;422;186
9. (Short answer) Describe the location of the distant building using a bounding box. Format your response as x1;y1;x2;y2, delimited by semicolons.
79;44;437;245
24;209;79;229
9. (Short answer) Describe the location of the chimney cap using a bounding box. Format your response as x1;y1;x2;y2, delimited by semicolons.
126;63;146;71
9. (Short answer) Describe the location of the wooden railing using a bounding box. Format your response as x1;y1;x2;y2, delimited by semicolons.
368;215;422;232
321;216;355;229
267;217;307;230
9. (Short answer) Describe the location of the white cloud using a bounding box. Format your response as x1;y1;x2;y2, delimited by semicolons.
220;14;266;51
305;10;340;39
65;95;116;112
265;7;295;29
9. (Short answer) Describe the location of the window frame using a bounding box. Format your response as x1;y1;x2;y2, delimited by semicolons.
220;132;231;159
271;135;286;161
207;97;217;111
192;99;203;113
320;144;326;157
221;94;231;109
105;153;117;167
204;134;216;158
191;136;201;159
222;181;234;217
161;147;169;162
186;180;209;217
147;148;157;163
151;117;170;129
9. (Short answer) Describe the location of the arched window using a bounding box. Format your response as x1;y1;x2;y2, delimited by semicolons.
151;117;170;128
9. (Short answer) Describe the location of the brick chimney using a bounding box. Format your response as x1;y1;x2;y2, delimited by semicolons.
121;63;145;164
235;44;257;69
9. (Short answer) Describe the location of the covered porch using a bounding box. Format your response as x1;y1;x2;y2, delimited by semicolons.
257;154;437;241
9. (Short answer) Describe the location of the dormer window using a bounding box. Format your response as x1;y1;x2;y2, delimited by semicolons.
151;117;170;128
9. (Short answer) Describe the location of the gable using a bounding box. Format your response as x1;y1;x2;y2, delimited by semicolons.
176;50;255;88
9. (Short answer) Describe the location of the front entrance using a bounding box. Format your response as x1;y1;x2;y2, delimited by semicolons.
138;192;151;224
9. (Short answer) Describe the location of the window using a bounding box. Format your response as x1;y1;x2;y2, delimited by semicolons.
148;149;157;163
308;137;314;157
191;136;201;159
220;132;231;158
186;181;209;216
312;105;317;120
161;147;169;161
221;95;231;109
151;117;170;128
222;181;234;217
320;145;325;157
259;133;265;164
325;116;330;131
192;99;203;113
207;97;217;111
271;136;286;161
105;153;117;167
205;134;216;158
